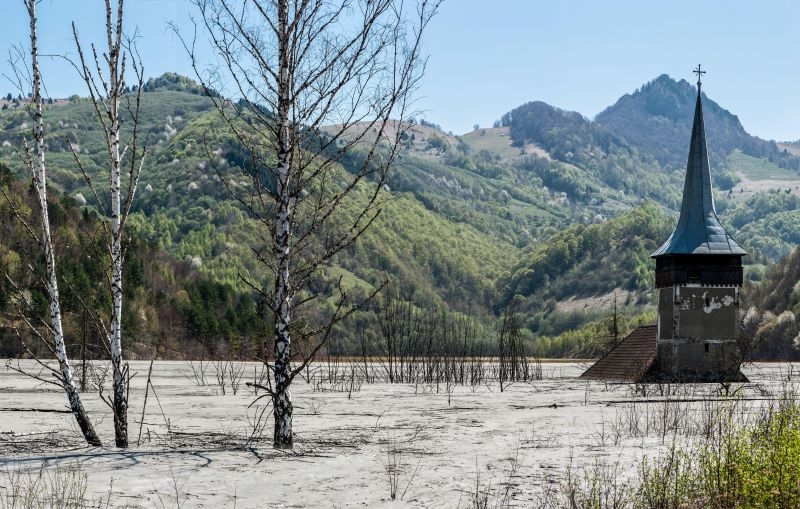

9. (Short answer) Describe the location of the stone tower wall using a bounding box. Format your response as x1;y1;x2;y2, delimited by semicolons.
656;285;741;379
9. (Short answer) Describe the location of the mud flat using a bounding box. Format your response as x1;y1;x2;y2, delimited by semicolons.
0;360;792;507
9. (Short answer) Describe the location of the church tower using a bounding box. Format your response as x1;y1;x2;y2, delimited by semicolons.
650;66;747;381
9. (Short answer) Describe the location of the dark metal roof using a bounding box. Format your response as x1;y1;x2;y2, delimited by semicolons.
579;325;657;381
651;90;746;257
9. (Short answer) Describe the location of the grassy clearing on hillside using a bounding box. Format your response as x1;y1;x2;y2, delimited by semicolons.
461;126;551;161
460;127;521;158
729;149;799;181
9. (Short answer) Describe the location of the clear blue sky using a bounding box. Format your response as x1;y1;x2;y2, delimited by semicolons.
2;0;799;141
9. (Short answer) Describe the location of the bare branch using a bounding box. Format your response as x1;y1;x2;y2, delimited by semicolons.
186;0;438;448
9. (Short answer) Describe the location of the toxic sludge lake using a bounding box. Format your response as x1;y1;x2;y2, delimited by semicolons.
0;360;796;507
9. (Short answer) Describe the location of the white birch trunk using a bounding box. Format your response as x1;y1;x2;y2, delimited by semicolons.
71;0;132;447
272;0;293;449
27;0;101;447
105;4;127;445
109;79;127;448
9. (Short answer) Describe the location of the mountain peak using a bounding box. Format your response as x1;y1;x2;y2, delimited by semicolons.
646;73;679;87
595;74;755;170
142;72;218;97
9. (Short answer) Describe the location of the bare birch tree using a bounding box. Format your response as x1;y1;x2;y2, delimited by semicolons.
69;0;146;448
4;0;102;447
185;0;439;448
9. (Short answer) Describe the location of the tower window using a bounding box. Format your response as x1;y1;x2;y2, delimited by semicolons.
704;343;709;353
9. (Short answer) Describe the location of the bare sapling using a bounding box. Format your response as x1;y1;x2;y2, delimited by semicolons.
214;360;228;395
69;0;147;448
185;360;209;386
385;429;423;502
212;359;246;395
386;434;401;501
375;286;488;387
0;0;101;447
244;404;271;447
378;286;421;383
497;299;527;392
185;0;440;448
136;360;155;446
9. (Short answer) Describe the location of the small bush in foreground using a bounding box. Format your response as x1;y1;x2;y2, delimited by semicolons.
565;394;800;508
0;463;110;509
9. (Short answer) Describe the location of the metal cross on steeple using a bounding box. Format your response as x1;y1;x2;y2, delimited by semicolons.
693;64;706;91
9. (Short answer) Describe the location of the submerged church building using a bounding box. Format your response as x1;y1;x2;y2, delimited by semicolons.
581;68;747;382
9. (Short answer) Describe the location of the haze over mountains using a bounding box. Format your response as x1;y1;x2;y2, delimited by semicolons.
2;72;799;358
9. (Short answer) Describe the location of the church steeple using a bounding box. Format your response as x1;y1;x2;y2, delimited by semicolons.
651;69;746;258
580;68;748;383
647;67;746;382
581;68;747;384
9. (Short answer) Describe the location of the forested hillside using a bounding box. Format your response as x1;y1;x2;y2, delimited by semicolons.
499;100;683;209
0;168;265;360
741;247;800;360
498;202;670;313
2;72;800;359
